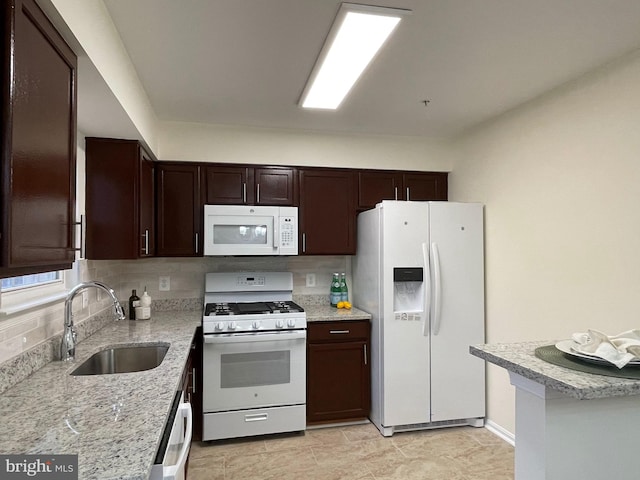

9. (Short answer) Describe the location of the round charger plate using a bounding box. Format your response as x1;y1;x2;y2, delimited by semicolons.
534;345;640;379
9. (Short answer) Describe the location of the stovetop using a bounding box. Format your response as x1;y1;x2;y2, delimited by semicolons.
204;301;304;316
202;300;306;334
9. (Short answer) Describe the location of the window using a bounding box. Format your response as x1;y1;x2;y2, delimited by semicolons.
1;272;62;291
0;270;70;315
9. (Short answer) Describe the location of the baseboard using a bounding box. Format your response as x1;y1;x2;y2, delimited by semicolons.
306;419;370;430
484;419;515;446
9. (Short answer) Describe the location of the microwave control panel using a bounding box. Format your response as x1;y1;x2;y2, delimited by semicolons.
280;216;296;247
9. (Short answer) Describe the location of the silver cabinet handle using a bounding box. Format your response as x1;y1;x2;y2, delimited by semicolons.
71;214;85;258
302;233;306;253
243;183;247;204
406;187;410;201
142;229;149;255
394;187;398;200
257;183;260;204
364;344;367;365
330;330;350;334
195;233;199;254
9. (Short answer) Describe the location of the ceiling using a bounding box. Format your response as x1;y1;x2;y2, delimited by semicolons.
101;0;640;138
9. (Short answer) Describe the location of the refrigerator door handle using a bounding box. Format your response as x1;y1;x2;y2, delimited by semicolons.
422;242;431;337
432;242;443;335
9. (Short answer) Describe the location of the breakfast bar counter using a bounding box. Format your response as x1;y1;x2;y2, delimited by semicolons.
471;341;640;480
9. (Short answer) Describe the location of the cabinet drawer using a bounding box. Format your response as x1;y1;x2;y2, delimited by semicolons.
308;320;370;342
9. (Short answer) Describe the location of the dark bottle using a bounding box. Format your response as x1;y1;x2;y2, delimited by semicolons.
128;289;140;320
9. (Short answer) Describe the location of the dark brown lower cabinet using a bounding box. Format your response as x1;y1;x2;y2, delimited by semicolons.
306;320;370;424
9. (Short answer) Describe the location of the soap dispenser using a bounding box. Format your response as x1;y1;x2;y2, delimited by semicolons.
138;287;152;320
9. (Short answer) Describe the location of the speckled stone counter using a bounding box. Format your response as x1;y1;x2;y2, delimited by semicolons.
470;340;640;400
472;340;640;480
0;310;201;480
302;304;372;322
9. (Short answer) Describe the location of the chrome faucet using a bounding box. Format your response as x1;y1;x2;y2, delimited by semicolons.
61;281;126;361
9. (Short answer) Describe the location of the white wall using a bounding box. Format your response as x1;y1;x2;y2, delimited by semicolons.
450;50;640;433
49;0;159;152
159;121;454;171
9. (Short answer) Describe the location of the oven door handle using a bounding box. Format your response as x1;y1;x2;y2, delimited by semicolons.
204;331;306;344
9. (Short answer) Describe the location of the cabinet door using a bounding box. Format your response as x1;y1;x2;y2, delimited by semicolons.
205;166;252;204
139;151;155;257
1;0;77;273
86;138;155;259
358;171;404;210
254;167;296;205
156;164;202;256
299;169;356;255
403;172;448;201
307;340;370;423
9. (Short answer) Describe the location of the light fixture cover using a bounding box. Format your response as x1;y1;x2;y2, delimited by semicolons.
299;3;411;110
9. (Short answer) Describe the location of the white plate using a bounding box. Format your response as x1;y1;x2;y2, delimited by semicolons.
554;339;640;367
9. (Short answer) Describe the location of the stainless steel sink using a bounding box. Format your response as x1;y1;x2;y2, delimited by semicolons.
70;344;169;376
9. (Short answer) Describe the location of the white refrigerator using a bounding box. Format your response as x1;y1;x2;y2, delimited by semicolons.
353;201;485;436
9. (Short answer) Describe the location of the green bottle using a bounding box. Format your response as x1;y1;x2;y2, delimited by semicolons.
330;273;341;307
340;273;349;302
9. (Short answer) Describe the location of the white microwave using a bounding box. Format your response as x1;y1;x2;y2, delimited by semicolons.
204;205;298;256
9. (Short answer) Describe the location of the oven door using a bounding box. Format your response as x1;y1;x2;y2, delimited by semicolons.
202;330;306;412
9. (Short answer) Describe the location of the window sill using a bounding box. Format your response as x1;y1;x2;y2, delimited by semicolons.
0;291;67;316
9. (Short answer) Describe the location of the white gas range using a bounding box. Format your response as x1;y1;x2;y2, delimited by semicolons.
201;272;307;441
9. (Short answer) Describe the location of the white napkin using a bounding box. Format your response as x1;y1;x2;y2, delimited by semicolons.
571;329;640;368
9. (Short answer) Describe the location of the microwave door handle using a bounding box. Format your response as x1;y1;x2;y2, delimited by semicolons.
273;218;279;250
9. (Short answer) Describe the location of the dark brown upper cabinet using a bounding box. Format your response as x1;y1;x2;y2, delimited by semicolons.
1;0;77;276
205;165;296;206
254;167;297;205
85;138;155;259
299;168;356;255
156;163;203;256
358;170;448;210
358;170;404;210
402;172;448;202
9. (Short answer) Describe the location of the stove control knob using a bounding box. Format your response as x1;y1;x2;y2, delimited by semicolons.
275;320;284;329
215;322;225;331
252;320;261;330
287;318;297;328
228;321;238;331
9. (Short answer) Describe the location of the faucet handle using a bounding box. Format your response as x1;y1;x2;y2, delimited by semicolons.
113;302;126;321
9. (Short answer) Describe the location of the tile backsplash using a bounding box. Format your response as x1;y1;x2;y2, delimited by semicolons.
99;255;351;305
0;255;350;368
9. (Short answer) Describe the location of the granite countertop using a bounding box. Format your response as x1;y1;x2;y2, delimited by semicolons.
471;340;640;400
303;304;372;322
0;310;201;480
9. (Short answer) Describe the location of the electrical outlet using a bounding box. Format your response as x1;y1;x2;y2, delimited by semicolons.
82;291;89;309
159;276;171;291
305;273;316;287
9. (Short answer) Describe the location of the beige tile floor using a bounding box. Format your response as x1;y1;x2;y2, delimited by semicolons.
188;422;514;480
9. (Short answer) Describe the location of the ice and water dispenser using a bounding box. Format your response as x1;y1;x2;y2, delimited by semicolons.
393;267;424;322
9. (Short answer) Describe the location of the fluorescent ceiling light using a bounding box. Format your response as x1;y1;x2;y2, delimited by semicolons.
299;3;411;110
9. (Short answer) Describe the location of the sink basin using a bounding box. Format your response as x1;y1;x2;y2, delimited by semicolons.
70;344;169;376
